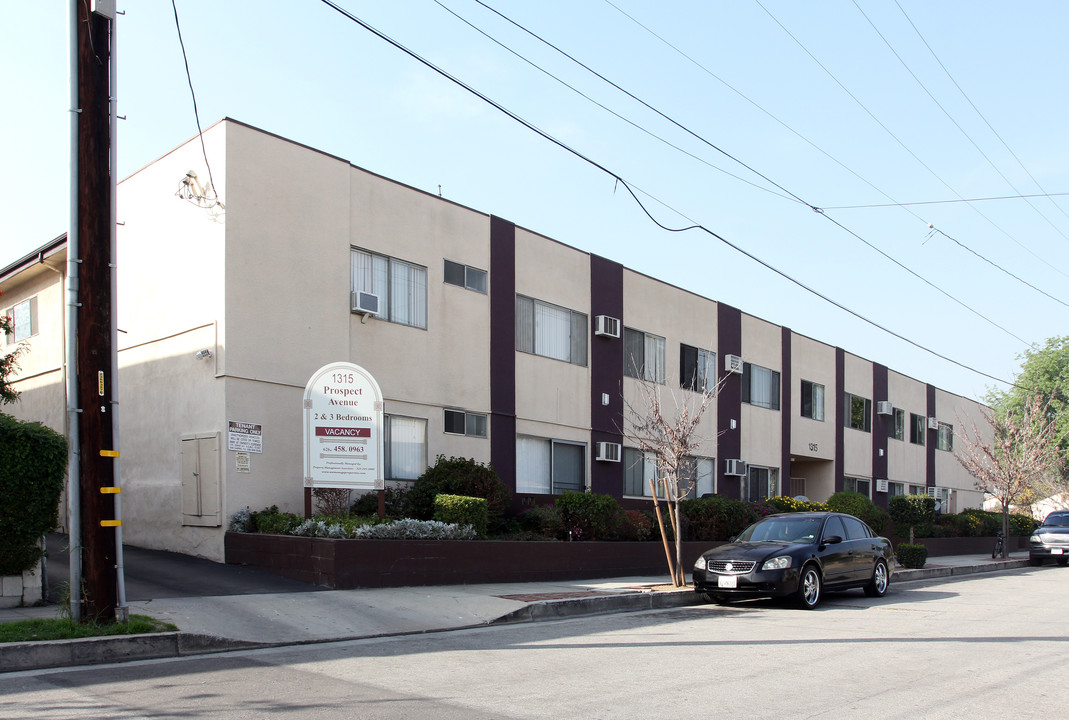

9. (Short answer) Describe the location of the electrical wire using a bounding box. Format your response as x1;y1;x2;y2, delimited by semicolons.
315;0;1016;388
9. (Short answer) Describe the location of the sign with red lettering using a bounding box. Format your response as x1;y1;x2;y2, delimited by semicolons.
302;362;384;490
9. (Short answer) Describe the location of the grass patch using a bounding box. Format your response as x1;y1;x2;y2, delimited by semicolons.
0;615;177;644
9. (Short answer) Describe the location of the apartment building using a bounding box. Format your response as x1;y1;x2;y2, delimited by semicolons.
0;119;986;561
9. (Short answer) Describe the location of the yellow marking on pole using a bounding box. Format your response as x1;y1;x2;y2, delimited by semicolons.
100;486;121;494
100;520;122;527
100;449;120;457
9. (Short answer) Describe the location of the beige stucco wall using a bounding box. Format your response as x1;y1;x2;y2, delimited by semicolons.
842;352;874;479
886;370;927;488
740;313;781;470
789;333;835;461
934;388;986;510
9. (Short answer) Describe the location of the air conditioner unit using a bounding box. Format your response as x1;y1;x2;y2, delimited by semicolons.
927;417;940;430
875;478;889;493
876;401;893;416
725;459;747;476
351;291;380;316
724;354;743;374
594;315;621;339
926;486;939;498
595;442;621;463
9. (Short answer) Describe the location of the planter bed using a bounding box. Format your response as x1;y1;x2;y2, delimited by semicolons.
225;532;715;589
891;535;1027;556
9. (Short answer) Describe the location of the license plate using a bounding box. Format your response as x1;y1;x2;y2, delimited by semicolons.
717;575;738;589
1053;548;1064;555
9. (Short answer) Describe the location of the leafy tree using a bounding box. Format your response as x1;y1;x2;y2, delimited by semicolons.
1;296;28;404
888;494;935;545
957;395;1064;557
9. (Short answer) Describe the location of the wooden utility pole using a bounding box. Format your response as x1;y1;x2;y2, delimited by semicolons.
75;0;117;623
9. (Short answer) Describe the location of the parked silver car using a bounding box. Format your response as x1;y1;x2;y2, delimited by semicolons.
1029;511;1069;566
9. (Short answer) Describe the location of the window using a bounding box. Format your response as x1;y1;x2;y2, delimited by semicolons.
516;437;585;494
909;484;926;495
3;296;37;344
936;422;953;452
385;415;427;480
680;344;716;393
679;456;715;499
844;393;871;432
515;295;587;366
623;447;660;497
351;249;428;329
909;413;926;445
624;328;666;383
745;465;778;502
444;409;487;438
742;363;781;410
844;477;871;497
889;408;905;441
888;482;906;498
822;515;847;542
841;515;873;540
801;380;824;421
443;259;487;293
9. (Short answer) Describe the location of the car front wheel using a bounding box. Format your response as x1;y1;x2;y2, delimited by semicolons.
864;560;889;597
795;565;822;609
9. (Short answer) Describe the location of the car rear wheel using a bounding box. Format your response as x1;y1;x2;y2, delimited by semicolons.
863;560;889;597
795;565;822;610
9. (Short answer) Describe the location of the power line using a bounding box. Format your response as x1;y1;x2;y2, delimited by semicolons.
315;0;1015;388
825;190;1069;210
171;0;221;208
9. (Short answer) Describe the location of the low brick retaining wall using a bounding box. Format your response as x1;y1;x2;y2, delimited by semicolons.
891;535;1027;556
225;532;713;589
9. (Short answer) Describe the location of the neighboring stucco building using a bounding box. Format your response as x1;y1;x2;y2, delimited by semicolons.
0;119;987;561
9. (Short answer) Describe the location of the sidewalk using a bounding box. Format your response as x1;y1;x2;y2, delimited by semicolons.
0;551;1030;673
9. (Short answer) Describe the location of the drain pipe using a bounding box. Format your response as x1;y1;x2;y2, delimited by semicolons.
109;14;128;623
67;0;83;623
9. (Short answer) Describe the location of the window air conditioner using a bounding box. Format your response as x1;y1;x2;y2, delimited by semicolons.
876;401;893;416
927;417;940;430
875;478;889;493
724;354;743;374
595;442;621;463
926;486;939;498
351;291;380;315
725;459;747;476
594;315;621;339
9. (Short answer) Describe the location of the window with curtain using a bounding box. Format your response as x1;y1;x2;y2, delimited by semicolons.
909;413;926;445
384;415;426;480
516;437;587;494
624;328;666;383
351;248;427;329
889;408;905;441
679;456;715;499
745;466;778;502
844;477;871;496
623;447;661;497
3;296;38;344
742;362;780;410
515;295;587;366
800;380;824;421
936;422;953;452
680;344;716;393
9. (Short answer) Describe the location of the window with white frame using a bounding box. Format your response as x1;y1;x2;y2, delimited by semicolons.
800;380;824;421
351;249;428;328
889;408;905;441
3;296;37;344
623;447;660;497
516;437;585;494
624;328;666;383
679;344;716;393
844;393;872;432
742;362;780;410
444;409;487;438
679;456;715;499
909;413;926;445
888;482;906;498
515;295;587;366
443;259;487;293
936;422;953;452
745;465;778;502
384;415;427;480
844;477;871;497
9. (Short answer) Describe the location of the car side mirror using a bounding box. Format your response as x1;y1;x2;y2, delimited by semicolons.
821;535;843;545
728;535;737;543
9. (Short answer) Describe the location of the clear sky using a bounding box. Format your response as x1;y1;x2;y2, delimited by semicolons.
3;1;1067;402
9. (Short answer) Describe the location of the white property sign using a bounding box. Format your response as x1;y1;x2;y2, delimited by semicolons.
302;362;384;490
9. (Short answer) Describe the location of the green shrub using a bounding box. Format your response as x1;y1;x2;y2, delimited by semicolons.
1009;513;1036;536
0;414;68;575
961;508;1001;535
767;496;830;513
408;456;510;529
827;491;889;534
618;509;653;541
896;543;928;569
350;486;413;519
433;494;488;537
252;506;303;535
680;496;758;542
554;491;621;540
888;495;935;543
518;505;564;539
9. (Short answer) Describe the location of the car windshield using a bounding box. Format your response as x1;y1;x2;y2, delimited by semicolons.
736;517;823;544
1043;513;1069;527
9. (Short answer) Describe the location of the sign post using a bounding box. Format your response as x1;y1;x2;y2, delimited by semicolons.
303;362;384;495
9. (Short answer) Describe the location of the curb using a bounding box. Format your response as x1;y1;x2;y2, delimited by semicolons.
492;587;704;625
892;558;1029;583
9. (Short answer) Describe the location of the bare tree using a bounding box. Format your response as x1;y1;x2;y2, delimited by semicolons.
623;372;722;587
956;395;1064;557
